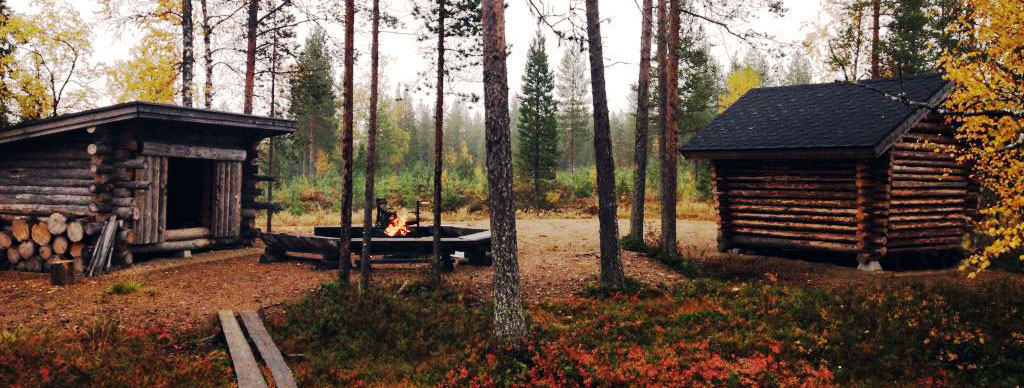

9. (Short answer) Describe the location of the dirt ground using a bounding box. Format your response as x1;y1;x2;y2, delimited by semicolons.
0;217;1003;332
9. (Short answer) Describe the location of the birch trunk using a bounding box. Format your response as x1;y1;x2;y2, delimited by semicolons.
200;0;213;108
482;0;526;346
585;0;625;287
182;0;194;107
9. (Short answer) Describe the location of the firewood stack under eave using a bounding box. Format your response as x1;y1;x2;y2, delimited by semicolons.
1;213;89;274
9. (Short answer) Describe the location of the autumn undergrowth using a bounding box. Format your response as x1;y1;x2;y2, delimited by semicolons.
0;319;232;387
257;267;1024;387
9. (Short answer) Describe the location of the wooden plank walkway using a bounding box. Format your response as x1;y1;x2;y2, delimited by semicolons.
218;310;269;388
240;310;298;388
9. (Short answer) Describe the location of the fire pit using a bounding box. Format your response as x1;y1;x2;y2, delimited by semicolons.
259;200;491;271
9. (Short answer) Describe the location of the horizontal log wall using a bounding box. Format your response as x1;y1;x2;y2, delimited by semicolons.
887;117;970;252
714;159;860;252
0;138;93;218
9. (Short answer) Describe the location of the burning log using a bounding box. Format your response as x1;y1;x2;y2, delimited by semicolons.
384;216;411;237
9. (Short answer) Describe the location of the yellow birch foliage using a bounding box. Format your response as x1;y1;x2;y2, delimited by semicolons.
718;67;763;113
940;0;1024;276
106;28;179;104
2;0;95;119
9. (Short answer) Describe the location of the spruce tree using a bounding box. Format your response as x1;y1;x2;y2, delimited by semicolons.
288;28;337;178
556;45;591;171
515;33;559;208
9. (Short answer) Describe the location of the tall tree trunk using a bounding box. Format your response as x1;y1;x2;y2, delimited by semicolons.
628;0;654;241
660;0;680;258
430;0;445;287
182;0;194;107
870;0;880;78
200;0;213;108
482;0;525;346
360;0;380;292
584;0;625;287
266;12;279;233
534;125;540;209
338;0;355;284
568;122;575;172
243;0;258;114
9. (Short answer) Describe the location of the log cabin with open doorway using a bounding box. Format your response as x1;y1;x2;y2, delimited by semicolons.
680;74;978;270
0;102;294;277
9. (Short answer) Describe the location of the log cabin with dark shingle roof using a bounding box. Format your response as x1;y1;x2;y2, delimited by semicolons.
680;74;977;270
0;102;294;274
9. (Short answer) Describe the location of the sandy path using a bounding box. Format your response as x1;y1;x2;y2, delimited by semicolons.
0;219;710;332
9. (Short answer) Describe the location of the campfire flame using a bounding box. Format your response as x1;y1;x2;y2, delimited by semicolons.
384;215;411;237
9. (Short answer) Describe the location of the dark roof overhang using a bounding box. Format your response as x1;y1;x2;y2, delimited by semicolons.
0;101;297;145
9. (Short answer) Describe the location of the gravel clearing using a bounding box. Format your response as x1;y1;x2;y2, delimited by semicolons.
2;217;994;332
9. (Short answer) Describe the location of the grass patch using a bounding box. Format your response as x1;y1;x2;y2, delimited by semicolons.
107;280;142;295
265;282;493;386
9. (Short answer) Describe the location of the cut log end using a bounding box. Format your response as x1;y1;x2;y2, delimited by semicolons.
31;222;52;246
47;213;68;235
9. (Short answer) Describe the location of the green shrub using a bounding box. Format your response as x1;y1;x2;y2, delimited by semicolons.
107;280;141;295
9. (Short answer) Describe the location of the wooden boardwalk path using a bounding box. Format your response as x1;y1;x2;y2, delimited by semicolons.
219;310;297;388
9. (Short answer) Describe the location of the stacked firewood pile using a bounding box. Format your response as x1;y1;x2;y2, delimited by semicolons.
1;213;87;273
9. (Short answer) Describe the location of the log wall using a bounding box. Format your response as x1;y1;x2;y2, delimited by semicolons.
134;155;166;245
0;137;94;218
212;161;243;238
887;116;970;252
713;159;860;252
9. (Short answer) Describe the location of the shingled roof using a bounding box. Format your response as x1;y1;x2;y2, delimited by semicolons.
680;74;953;159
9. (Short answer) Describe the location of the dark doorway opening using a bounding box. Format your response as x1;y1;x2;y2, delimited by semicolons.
165;158;213;229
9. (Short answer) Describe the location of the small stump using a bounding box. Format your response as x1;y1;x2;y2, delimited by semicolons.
50;260;78;286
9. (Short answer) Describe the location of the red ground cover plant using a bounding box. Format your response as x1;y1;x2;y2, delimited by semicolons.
0;321;233;388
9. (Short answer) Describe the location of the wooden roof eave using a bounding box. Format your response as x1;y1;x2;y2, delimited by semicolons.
0;102;297;145
869;80;955;157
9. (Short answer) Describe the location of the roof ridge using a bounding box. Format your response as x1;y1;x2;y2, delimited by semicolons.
743;73;945;94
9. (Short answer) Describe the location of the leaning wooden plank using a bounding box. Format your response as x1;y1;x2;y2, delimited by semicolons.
239;311;297;388
218;311;269;388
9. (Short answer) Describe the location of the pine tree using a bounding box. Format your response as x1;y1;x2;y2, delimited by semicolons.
881;0;936;75
585;0;625;287
482;0;525;346
555;44;591;171
516;33;560;208
288;29;337;178
626;0;654;243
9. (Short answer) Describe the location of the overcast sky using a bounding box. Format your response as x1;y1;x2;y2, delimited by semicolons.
10;0;826;115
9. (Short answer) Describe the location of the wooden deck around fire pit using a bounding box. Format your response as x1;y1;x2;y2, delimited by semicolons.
259;226;492;270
